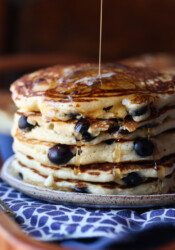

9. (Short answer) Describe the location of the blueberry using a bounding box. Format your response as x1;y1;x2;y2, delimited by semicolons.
103;106;113;112
118;118;123;123
18;172;23;180
18;116;35;131
67;112;80;119
108;120;119;134
130;105;148;117
134;138;154;157
81;132;95;142
122;172;144;186
104;139;115;145
120;129;129;135
73;186;88;193
76;118;90;134
48;144;74;165
75;118;96;142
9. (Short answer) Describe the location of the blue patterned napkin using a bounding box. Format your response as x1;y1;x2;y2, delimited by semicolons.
0;134;13;162
0;178;175;244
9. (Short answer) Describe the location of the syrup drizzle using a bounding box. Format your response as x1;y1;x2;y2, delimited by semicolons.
98;0;103;77
112;142;123;181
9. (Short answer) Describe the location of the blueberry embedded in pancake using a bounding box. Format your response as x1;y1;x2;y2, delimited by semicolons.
75;118;96;142
73;186;88;194
107;119;120;134
18;172;23;180
134;138;154;157
18;116;36;131
122;172;145;186
129;105;148;117
48;144;74;165
104;139;115;145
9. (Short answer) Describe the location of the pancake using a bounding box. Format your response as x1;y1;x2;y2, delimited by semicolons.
122;53;175;74
12;107;175;145
13;129;175;166
10;60;175;196
14;152;175;184
12;159;175;195
10;64;175;122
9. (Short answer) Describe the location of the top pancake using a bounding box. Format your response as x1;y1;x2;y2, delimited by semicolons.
10;63;175;121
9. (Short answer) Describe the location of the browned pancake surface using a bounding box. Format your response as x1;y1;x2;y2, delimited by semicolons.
11;63;175;102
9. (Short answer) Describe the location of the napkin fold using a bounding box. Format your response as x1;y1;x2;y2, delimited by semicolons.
0;178;175;248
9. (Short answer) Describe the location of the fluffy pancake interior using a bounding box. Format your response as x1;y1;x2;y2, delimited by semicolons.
12;106;175;145
12;159;175;195
14;152;175;184
13;129;175;166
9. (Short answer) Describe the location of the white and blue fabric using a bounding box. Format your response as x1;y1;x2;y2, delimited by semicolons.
0;178;175;249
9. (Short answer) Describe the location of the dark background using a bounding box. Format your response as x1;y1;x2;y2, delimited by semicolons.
0;0;175;88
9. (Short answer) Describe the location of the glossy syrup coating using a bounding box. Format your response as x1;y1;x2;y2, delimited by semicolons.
10;63;175;121
11;64;175;99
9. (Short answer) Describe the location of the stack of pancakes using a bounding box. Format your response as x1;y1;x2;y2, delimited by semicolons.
10;62;175;195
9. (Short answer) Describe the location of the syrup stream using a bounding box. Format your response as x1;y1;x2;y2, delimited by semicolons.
98;0;103;77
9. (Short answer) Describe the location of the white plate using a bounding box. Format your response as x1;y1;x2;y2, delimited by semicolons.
1;156;175;208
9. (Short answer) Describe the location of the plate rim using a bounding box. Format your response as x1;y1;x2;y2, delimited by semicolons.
1;156;175;208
